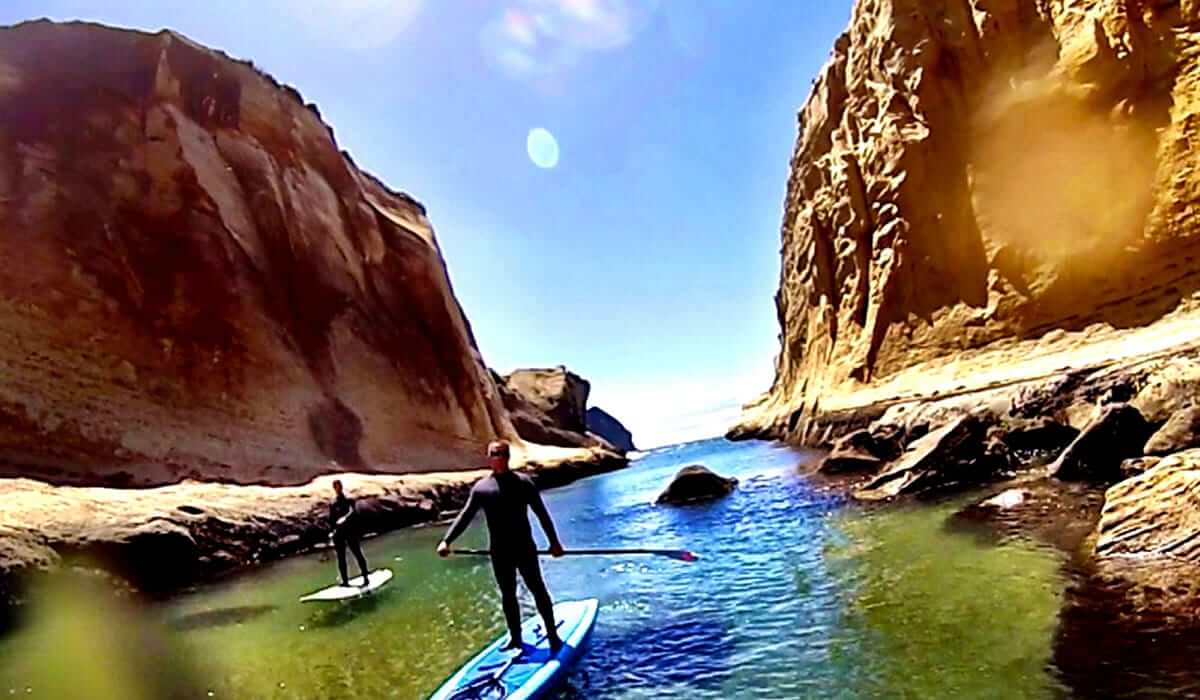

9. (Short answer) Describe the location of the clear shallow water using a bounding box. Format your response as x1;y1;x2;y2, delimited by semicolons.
1;439;1072;699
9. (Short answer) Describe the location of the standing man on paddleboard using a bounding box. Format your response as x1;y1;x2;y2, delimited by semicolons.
438;440;566;652
330;478;371;587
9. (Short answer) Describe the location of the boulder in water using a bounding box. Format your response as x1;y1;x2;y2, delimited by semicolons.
1144;406;1200;457
853;414;1005;501
818;448;884;475
995;417;1079;456
817;423;904;474
1051;404;1152;482
656;465;737;505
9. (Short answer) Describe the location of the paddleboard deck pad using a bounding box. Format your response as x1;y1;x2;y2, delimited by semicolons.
429;598;598;700
299;568;393;602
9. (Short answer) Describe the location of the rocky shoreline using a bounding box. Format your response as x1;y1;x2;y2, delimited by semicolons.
748;342;1200;635
0;445;626;624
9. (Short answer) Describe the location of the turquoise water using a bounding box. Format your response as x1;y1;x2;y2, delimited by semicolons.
1;439;1074;698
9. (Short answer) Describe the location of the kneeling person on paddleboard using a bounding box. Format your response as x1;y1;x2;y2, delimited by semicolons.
330;479;370;587
437;440;566;652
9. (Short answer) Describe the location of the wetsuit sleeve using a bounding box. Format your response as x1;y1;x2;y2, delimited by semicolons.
527;480;562;547
337;498;357;527
442;487;480;545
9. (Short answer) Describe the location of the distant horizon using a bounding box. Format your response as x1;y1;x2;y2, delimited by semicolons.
0;0;855;447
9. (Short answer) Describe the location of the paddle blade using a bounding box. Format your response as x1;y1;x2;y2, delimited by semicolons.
668;550;699;562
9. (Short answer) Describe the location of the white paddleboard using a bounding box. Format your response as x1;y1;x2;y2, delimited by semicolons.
299;568;393;603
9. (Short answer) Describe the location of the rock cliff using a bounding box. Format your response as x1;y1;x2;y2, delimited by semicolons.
587;407;637;452
0;21;520;486
738;0;1200;443
494;367;635;452
505;367;590;434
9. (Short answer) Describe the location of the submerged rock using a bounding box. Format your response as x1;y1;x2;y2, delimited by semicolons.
952;478;1106;554
1144;406;1200;457
1051;404;1152;482
656;465;737;505
978;488;1029;510
1096;449;1200;561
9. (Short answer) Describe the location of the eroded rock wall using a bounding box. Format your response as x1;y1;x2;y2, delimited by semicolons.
0;21;517;486
745;0;1200;442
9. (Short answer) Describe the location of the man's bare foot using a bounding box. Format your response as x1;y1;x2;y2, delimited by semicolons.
502;639;524;652
548;636;564;654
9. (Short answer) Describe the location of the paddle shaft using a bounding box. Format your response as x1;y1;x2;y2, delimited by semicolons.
451;547;698;562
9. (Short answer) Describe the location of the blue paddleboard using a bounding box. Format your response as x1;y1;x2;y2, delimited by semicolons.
428;598;598;700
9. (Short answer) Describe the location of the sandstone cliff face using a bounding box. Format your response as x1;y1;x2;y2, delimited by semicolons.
0;21;518;486
742;0;1200;442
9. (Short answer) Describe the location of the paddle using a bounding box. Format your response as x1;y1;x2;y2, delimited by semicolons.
451;547;699;562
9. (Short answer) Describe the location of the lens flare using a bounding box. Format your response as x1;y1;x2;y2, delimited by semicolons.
526;128;560;169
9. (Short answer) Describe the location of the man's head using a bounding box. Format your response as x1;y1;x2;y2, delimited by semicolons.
487;440;511;473
332;479;344;496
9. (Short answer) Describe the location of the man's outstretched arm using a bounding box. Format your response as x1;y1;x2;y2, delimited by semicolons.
438;489;480;555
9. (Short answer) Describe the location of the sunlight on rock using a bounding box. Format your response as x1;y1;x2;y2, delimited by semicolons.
527;127;561;169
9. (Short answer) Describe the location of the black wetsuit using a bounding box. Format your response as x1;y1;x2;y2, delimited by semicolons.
329;494;369;585
443;471;561;645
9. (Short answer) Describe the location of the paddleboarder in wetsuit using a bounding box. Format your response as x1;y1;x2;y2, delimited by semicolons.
438;440;565;652
330;479;370;587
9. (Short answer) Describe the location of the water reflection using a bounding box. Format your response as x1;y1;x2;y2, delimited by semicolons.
1053;557;1200;699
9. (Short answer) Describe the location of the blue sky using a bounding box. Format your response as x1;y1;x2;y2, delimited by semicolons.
2;1;853;448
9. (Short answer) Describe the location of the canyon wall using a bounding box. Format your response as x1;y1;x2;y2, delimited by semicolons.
0;21;519;486
738;0;1200;443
